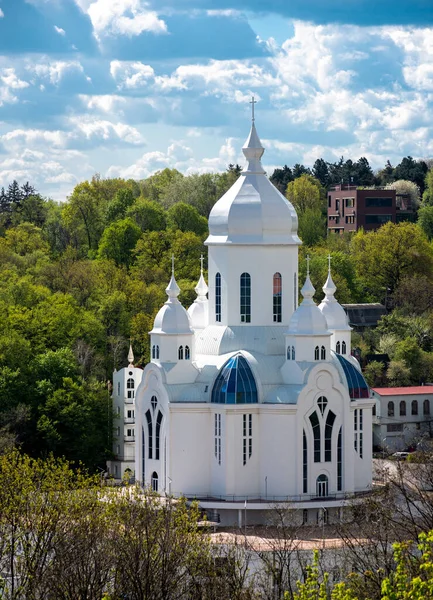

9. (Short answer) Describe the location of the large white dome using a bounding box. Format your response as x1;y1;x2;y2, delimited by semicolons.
318;271;351;331
206;124;300;246
150;274;193;335
287;275;330;336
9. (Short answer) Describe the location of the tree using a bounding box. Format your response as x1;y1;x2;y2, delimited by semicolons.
364;360;385;387
98;218;142;267
353;157;375;186
14;194;48;227
270;165;293;194
418;205;433;240
298;208;326;246
7;179;23;208
386;359;411;386
422;168;433;205
385;179;421;208
127;198;167;232
140;168;183;202
105;188;135;224
393;156;428;193
312;159;329;188
376;160;395;186
285;174;324;215
167;202;208;236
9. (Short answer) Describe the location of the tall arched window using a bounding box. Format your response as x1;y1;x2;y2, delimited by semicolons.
287;346;291;360
146;410;153;459
127;378;134;399
315;346;320;360
388;401;394;417
309;411;321;463
240;273;251;323
337;427;342;491
273;272;282;323
316;474;328;498
151;396;158;412
342;341;347;355
291;346;295;360
321;346;326;360
336;341;341;354
424;399;430;416
156;411;163;460
185;345;190;360
412;400;418;415
152;345;155;359
215;273;221;322
156;345;160;359
400;401;406;416
151;472;158;492
303;430;308;493
325;411;336;462
178;346;184;360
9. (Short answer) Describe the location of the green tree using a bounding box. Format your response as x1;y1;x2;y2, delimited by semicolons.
385;179;421;208
98;218;142;267
286;174;324;214
167;202;208;236
127;198;167;231
105;188;135;224
298;208;326;247
140;168;183;202
386;359;411;386
270;165;293;194
423;168;433;205
418;205;433;240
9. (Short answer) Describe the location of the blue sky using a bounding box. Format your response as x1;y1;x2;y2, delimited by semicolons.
1;0;433;200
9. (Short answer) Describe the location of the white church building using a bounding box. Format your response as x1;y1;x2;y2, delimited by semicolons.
109;115;374;526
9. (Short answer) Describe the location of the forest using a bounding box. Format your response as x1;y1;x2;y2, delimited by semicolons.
2;153;433;470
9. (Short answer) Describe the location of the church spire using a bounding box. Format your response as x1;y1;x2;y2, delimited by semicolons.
166;254;181;300
322;254;337;300
194;254;208;300
300;255;315;302
128;343;135;368
242;96;265;175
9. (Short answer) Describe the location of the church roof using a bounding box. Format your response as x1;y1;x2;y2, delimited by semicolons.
206;121;300;246
287;273;330;336
318;265;351;331
151;270;193;335
187;259;209;330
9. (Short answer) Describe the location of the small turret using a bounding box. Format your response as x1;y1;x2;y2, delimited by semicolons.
188;255;209;330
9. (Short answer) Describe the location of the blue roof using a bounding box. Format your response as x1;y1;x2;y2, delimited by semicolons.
336;354;369;400
211;354;258;404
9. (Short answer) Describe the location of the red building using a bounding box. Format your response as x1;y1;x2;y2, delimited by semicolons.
327;185;414;234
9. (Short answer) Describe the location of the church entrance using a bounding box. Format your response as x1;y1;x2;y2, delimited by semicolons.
316;474;328;497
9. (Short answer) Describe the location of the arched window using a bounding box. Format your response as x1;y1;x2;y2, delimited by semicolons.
273;272;282;323
291;346;295;360
185;345;190;360
424;399;430;416
178;346;184;360
215;273;221;322
342;341;347;355
388;401;394;417
155;411;163;460
400;401;406;416
321;346;326;360
287;346;291;360
315;346;319;360
336;341;341;354
127;378;134;399
151;396;158;412
309;411;321;463
151;472;158;492
412;400;418;416
325;411;336;462
317;396;328;415
337;427;342;491
240;273;251;323
146;410;153;459
152;345;155;359
211;354;258;404
156;345;160;359
303;430;308;493
316;474;328;498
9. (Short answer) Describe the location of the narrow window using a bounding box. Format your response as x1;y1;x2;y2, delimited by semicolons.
337;427;342;490
287;346;291;360
316;474;328;498
156;345;160;359
342;341;347;355
400;401;406;416
155;411;163;460
336;341;341;354
127;378;135;399
249;414;252;458
303;430;308;493
146;410;152;459
317;396;328;415
388;401;394;417
303;509;308;524
151;472;158;492
240;273;251;323
315;346;319;361
292;346;295;360
424;399;430;415
294;273;297;310
215;273;221;322
142;427;145;484
412;400;418;416
152;345;155;359
151;396;158;412
242;414;252;465
178;346;184;360
117;406;120;415
273;272;282;323
117;382;120;396
185;345;190;360
309;411;321;462
325;411;336;462
321;346;326;360
214;414;222;465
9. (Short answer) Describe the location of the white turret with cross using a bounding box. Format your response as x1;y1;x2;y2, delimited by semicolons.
187;255;209;330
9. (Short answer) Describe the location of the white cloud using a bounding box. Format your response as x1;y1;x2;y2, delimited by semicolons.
67;116;144;145
0;9;4;17
110;60;154;89
54;25;66;36
74;0;167;42
0;68;29;90
206;9;242;17
27;59;86;85
79;93;127;114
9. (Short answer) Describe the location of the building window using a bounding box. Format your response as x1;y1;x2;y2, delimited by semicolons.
345;198;354;208
242;414;252;466
178;346;184;360
152;345;155;359
151;396;158;412
117;406;120;415
388;401;394;417
354;409;363;458
365;197;393;208
156;345;160;359
116;426;120;436
214;414;222;465
303;509;308;524
240;273;251;323
317;396;328;415
126;428;134;438
336;199;340;211
336;341;341;354
215;273;221;322
127;378;135;399
387;423;403;433
287;345;295;360
309;411;321;463
328;195;331;208
185;345;190;360
151;472;158;492
211;354;258;404
292;346;295;360
316;474;328;498
365;214;392;225
273;272;282;323
321;346;326;360
303;430;308;493
294;273;297;310
337;427;342;491
127;409;134;419
400;401;406;416
325;411;336;462
146;410;152;459
412;400;418;416
315;346;319;361
424;399;430;416
155;411;163;460
342;341;347;355
117;382;120;396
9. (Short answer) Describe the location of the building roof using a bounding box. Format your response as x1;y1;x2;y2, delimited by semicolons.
372;386;433;396
318;269;351;331
287;274;330;336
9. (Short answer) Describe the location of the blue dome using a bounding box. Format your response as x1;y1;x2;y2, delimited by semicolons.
211;354;258;404
335;354;369;399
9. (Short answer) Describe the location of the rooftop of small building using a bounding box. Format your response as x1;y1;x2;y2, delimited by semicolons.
372;386;433;396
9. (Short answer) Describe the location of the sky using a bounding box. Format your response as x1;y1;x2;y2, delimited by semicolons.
1;0;433;200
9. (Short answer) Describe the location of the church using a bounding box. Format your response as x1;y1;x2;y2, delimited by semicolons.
109;111;373;526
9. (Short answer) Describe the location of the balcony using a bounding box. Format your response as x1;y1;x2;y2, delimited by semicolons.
124;435;135;442
124;417;135;424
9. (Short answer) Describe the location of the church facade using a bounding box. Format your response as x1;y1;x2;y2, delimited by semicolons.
110;117;373;526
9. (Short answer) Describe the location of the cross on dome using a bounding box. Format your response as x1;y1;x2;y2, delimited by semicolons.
171;253;175;275
195;255;208;299
249;96;257;123
327;254;332;272
306;254;311;276
200;253;204;273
